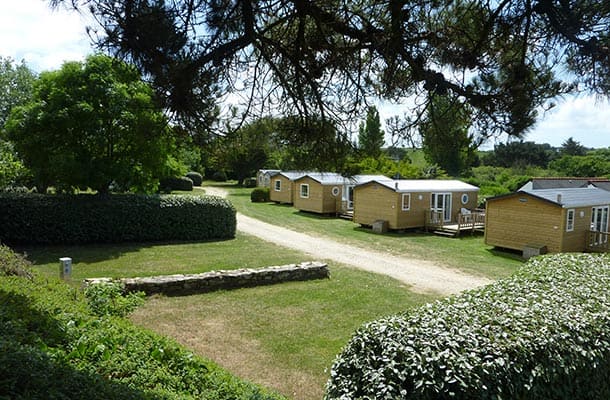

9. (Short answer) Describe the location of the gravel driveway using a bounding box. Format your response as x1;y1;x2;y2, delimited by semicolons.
204;187;492;295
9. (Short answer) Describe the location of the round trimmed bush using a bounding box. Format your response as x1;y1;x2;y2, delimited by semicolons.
326;253;610;399
186;171;203;186
250;188;270;203
160;176;193;192
243;178;257;188
212;171;228;182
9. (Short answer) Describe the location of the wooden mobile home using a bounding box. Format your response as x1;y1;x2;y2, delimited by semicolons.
485;187;610;254
256;169;281;188
269;171;308;204
353;180;480;231
292;173;389;214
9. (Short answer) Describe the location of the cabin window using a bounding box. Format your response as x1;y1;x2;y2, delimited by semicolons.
300;184;309;198
461;193;469;205
401;193;411;211
274;179;281;191
566;209;575;232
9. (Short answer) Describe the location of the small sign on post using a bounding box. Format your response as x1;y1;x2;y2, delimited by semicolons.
59;257;72;280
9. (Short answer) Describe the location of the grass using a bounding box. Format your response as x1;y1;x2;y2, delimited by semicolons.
130;265;434;400
18;232;308;282
223;184;523;280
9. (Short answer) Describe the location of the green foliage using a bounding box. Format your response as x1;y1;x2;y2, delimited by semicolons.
85;282;145;317
159;176;194;192
483;141;556;169
354;155;420;179
549;154;610;177
0;193;236;244
0;264;284;399
250;187;270;203
212;171;228;182
560;137;587;156
185;171;203;186
0;244;32;278
4;54;177;194
326;253;610;399
0;140;27;188
0;57;36;128
420;94;478;176
358;106;385;158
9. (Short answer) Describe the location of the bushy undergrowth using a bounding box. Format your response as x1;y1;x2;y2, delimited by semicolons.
0;193;236;244
326;253;610;399
85;282;145;317
0;253;284;399
0;243;32;278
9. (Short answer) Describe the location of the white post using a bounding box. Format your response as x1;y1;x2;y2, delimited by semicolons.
59;257;72;280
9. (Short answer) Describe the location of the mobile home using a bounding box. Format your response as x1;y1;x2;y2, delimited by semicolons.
353;179;480;230
485;187;610;253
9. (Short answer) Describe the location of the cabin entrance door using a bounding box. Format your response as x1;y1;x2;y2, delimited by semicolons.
591;206;609;245
431;193;452;222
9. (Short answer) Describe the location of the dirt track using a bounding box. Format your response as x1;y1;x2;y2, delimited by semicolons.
205;187;492;295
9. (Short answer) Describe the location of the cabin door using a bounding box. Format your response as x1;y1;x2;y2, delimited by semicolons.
591;206;609;245
431;193;452;222
347;186;355;210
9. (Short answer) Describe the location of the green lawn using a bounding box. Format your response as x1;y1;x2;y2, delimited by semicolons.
223;184;523;280
19;232;307;281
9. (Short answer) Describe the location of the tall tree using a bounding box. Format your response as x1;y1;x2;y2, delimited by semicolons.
0;57;36;128
560;137;587;156
5;54;177;194
420;94;477;176
50;0;610;148
358;106;385;158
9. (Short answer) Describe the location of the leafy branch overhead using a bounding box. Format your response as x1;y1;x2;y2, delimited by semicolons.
51;0;609;140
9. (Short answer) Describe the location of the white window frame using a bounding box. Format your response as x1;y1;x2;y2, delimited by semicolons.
401;193;411;211
300;183;309;198
566;209;575;232
274;179;281;192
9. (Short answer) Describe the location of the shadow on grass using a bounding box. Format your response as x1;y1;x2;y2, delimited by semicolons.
487;246;524;262
14;238;235;266
0;289;157;400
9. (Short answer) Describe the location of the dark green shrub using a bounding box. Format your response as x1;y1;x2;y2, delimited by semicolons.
250;187;270;203
159;176;193;192
0;193;236;244
0;271;285;399
185;171;203;186
326;253;610;400
243;177;257;188
212;171;228;182
0;244;32;279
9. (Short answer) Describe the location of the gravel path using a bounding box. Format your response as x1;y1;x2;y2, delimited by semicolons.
204;187;492;295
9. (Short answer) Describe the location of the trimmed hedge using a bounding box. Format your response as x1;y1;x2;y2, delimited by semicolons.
325;253;610;399
0;193;236;244
185;171;203;186
0;259;285;399
250;188;270;203
159;176;194;192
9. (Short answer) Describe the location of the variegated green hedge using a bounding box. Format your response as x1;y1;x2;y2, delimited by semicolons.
325;253;610;399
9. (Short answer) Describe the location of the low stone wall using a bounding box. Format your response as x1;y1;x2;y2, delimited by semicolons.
84;261;330;296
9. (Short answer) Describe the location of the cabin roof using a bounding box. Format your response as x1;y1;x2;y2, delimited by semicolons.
295;173;391;185
275;171;313;180
489;187;610;208
519;177;610;191
362;179;479;193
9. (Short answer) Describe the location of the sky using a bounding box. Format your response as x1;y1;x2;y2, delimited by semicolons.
1;0;609;150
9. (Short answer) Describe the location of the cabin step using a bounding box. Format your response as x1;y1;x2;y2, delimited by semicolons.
433;230;457;238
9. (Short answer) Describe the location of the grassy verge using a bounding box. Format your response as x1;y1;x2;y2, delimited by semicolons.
130;264;435;400
222;184;522;280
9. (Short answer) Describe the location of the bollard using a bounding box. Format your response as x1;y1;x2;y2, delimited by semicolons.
59;257;72;280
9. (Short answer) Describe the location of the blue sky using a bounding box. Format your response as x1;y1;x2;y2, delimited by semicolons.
1;0;609;149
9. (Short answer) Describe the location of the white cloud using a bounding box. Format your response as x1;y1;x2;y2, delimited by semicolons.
0;0;92;72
